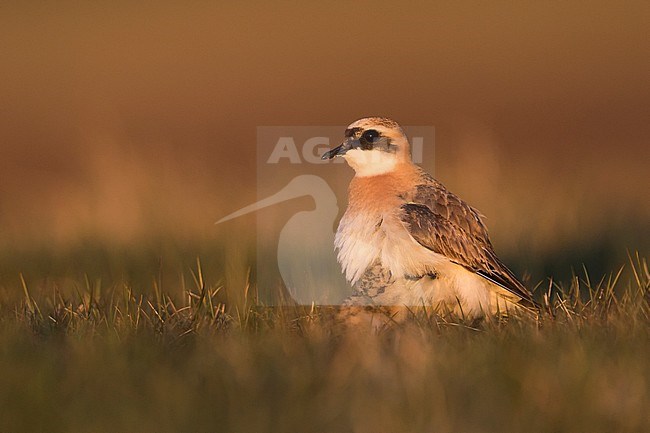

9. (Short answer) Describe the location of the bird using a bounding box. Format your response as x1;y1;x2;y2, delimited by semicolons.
321;117;536;321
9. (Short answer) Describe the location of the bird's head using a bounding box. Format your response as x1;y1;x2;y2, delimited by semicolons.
321;117;412;177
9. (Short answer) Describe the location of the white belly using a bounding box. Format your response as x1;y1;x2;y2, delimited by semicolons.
335;209;450;285
335;209;503;317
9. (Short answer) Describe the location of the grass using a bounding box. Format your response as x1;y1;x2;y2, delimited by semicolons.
0;253;648;433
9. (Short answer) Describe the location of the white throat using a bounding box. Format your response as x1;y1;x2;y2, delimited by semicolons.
343;149;398;177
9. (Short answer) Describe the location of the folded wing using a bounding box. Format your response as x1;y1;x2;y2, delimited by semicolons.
401;173;536;307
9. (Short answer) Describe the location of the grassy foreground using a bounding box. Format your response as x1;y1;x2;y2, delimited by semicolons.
0;255;648;433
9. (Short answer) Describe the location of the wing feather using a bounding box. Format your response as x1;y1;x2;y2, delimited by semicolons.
401;173;535;306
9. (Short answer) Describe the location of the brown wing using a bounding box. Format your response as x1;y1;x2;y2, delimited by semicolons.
401;173;535;306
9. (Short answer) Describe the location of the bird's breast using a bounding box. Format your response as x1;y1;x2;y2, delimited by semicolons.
335;208;387;285
335;206;443;286
335;168;445;285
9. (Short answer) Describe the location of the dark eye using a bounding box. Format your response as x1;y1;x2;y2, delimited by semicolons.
362;129;379;143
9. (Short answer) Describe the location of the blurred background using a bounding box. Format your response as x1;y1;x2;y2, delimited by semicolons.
1;1;648;294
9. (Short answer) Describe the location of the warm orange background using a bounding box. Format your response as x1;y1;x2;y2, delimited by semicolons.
1;2;648;282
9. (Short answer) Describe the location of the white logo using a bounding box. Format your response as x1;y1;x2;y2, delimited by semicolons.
217;126;434;305
217;175;349;305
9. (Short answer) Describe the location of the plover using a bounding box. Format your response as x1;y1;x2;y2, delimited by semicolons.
322;117;536;320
